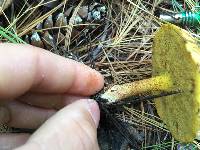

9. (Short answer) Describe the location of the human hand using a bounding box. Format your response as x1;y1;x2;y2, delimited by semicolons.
0;44;104;150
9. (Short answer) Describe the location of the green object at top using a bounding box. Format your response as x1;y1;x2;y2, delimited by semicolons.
181;11;200;26
159;11;200;26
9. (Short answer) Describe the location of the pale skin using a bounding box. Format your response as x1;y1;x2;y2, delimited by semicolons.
0;44;104;150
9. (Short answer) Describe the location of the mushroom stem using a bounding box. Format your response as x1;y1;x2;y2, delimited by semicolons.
101;74;172;103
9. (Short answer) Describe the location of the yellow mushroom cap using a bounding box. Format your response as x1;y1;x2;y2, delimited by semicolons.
153;23;200;142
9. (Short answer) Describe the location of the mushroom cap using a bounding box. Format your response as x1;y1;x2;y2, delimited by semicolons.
153;23;200;142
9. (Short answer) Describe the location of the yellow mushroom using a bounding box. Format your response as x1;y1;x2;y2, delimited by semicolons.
153;24;200;142
101;23;200;142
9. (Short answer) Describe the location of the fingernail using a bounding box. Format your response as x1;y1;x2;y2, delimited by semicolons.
89;69;104;92
86;99;100;128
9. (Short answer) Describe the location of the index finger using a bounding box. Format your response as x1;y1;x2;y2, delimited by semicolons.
0;44;104;99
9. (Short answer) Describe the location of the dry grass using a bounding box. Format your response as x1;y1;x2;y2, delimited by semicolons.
1;0;200;149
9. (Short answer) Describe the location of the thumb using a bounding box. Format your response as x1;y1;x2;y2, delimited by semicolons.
16;99;100;150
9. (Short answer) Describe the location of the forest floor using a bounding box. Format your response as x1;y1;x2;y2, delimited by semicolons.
0;0;200;149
